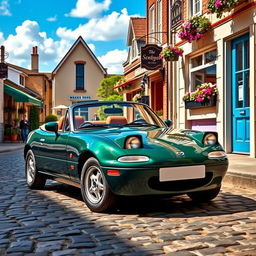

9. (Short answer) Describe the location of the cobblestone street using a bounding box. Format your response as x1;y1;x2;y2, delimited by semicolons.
0;150;256;256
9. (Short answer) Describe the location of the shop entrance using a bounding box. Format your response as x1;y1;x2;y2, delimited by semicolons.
231;34;250;153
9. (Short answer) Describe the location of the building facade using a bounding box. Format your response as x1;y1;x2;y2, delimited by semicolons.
172;0;256;157
52;36;107;116
0;46;52;142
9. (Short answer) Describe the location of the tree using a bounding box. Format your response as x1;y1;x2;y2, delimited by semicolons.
29;106;40;131
97;75;123;101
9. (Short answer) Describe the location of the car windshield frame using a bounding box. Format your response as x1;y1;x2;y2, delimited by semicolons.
72;101;166;130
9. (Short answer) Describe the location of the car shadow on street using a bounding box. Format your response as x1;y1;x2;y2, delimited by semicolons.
45;181;256;218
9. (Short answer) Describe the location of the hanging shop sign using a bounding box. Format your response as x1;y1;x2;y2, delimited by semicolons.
0;63;7;78
141;44;162;70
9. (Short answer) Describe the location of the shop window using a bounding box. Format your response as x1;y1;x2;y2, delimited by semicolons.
149;5;155;43
156;0;162;43
188;0;202;17
76;63;85;90
190;49;217;90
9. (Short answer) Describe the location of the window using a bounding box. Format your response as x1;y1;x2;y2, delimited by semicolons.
189;0;202;17
149;5;155;43
131;40;137;59
137;40;146;55
190;49;217;90
19;75;24;86
76;63;85;90
156;0;162;43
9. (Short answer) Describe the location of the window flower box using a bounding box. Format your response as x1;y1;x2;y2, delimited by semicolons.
208;0;245;18
185;96;217;109
183;83;218;109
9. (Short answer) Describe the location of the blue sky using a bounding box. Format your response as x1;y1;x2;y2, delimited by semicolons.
0;0;146;73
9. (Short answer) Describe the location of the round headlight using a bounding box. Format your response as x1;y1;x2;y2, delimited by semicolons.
203;133;217;145
125;136;142;149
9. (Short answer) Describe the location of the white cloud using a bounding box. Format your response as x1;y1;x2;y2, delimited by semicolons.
87;43;95;52
98;49;127;74
57;8;131;41
2;20;72;69
0;0;11;16
46;15;57;22
66;0;111;18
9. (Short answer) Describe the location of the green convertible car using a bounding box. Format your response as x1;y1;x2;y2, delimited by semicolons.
25;101;228;212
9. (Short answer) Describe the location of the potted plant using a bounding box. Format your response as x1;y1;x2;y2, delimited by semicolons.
183;83;218;109
11;128;20;141
208;0;241;18
4;127;11;141
178;16;211;43
160;46;184;61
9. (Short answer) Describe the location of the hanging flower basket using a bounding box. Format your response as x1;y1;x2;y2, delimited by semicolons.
178;16;211;43
208;0;242;18
160;46;184;61
183;83;218;109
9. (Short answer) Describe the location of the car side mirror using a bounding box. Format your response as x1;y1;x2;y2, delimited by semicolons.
164;120;173;127
45;121;59;135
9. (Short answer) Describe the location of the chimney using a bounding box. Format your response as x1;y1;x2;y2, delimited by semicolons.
1;45;5;63
31;46;39;72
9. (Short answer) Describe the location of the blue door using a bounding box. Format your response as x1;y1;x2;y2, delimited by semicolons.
232;34;250;153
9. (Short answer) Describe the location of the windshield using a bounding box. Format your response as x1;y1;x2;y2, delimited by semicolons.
73;102;165;130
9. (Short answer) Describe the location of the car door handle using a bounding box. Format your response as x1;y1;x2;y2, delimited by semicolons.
40;138;45;142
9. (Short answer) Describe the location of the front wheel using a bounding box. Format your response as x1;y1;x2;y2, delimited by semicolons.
80;158;117;212
187;186;221;203
25;149;46;189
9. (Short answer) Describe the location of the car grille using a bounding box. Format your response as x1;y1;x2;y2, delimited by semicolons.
148;172;213;192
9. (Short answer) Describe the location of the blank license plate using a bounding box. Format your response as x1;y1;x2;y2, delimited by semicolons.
159;165;205;182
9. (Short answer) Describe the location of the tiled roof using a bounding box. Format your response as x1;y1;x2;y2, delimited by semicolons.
131;17;146;39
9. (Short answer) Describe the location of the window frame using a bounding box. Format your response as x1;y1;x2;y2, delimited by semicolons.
149;4;155;43
188;0;202;17
189;49;217;91
156;0;162;44
75;63;85;91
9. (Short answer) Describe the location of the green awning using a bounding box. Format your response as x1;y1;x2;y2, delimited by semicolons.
4;84;43;106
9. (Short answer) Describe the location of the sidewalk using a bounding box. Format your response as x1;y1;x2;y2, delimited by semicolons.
0;142;24;153
0;143;255;189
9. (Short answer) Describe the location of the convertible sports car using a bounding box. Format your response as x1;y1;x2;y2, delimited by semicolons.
25;101;228;212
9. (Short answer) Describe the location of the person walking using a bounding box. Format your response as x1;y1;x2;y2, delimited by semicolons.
20;114;29;143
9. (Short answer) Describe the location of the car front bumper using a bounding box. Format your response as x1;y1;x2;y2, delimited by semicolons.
101;161;228;196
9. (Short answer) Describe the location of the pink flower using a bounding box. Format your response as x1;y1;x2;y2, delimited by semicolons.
215;0;222;8
196;97;203;102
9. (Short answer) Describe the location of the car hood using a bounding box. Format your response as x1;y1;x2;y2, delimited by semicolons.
76;126;219;155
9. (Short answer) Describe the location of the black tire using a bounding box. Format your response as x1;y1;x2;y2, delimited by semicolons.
25;149;46;189
187;186;221;202
80;157;117;212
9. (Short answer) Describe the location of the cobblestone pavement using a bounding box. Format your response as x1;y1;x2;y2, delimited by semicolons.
0;150;256;256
